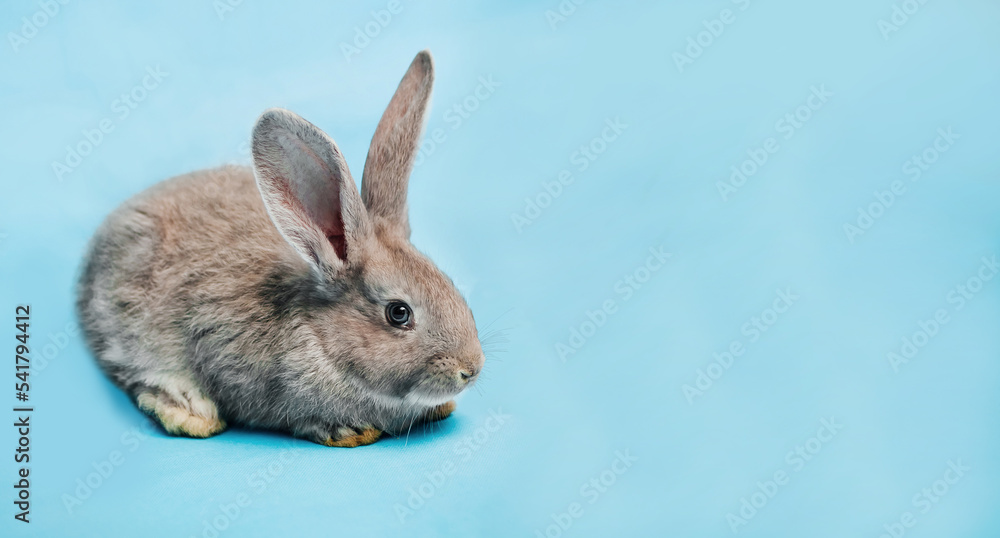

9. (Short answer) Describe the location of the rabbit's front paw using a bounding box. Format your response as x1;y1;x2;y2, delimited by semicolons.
422;400;456;423
320;425;383;448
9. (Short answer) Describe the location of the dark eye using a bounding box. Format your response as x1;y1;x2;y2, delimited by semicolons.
386;301;413;328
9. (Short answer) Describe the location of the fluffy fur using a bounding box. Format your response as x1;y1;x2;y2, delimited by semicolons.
76;51;484;447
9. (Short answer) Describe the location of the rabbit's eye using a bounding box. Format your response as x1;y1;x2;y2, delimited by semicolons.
386;302;413;328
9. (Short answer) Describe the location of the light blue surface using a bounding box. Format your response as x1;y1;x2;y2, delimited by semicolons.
2;1;999;536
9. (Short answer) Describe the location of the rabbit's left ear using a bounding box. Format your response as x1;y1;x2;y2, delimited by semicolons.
251;108;372;274
361;50;434;238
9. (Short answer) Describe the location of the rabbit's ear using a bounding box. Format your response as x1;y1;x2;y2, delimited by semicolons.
251;108;371;273
361;50;434;238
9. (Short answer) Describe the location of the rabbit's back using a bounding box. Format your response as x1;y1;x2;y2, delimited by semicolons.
76;166;298;392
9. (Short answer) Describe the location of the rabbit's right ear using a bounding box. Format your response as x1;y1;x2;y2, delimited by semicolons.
361;50;434;238
251;108;372;274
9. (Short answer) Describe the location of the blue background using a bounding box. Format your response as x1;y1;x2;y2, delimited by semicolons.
2;0;999;536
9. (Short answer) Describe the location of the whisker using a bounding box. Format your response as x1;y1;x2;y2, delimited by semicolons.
404;407;418;447
477;308;514;339
480;328;511;346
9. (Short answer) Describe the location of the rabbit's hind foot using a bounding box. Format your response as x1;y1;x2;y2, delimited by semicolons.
136;386;227;438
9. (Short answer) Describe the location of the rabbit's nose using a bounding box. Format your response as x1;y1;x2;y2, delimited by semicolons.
457;359;482;383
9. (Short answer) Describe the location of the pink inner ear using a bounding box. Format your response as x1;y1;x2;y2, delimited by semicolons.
326;232;347;260
293;143;348;262
324;181;347;261
322;182;347;261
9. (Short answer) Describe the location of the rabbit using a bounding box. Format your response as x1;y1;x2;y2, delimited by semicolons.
76;50;484;447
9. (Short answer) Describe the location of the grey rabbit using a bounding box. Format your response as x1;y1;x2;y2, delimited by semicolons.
76;51;484;447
